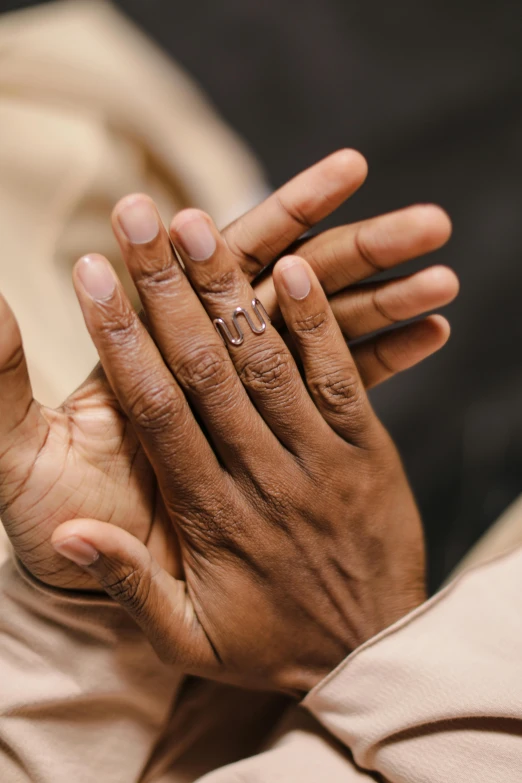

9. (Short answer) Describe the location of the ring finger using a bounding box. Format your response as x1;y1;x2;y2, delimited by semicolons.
169;208;328;454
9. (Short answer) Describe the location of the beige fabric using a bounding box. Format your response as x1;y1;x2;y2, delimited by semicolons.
0;555;181;783
0;0;267;408
1;506;522;783
305;540;522;781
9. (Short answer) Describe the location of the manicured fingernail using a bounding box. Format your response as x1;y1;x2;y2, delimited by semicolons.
175;213;216;261
53;537;99;567
117;197;160;244
280;259;311;300
76;255;116;301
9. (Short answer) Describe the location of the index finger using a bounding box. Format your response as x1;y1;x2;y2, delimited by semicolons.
223;149;368;278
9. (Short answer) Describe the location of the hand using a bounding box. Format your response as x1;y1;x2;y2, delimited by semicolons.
0;150;455;590
51;207;426;695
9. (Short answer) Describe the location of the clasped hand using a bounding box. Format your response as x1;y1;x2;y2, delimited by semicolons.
0;151;454;693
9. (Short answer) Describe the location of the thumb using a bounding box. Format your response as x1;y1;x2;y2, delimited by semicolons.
51;520;208;669
0;294;35;438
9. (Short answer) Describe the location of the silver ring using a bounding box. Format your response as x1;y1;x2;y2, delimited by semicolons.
213;298;271;347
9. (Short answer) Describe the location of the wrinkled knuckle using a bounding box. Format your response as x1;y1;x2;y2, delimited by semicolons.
104;564;151;617
136;260;181;293
293;310;329;339
97;303;139;346
239;347;291;392
179;349;232;397
197;269;239;302
129;380;181;432
311;370;362;414
179;499;241;546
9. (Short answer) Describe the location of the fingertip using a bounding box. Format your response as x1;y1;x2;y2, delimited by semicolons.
424;313;451;344
273;256;315;302
111;193;155;223
73;254;117;301
169;208;213;236
111;194;161;245
0;290;15;326
417;264;460;300
52;535;100;568
402;315;451;359
414;204;453;243
0;293;24;372
74;252;109;273
51;519;100;549
328;148;369;185
52;518;146;567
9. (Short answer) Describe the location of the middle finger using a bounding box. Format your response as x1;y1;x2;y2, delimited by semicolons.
169;208;328;455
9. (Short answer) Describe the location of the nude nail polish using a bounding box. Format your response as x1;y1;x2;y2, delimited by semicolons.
76;255;116;301
175;213;216;261
53;537;99;567
117;197;160;244
280;259;311;300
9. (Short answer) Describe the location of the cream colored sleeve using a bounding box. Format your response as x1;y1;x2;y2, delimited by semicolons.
0;554;181;783
304;546;522;782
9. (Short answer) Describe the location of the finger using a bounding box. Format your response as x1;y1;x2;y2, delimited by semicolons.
223;149;368;279
272;256;376;445
0;295;49;517
171;210;327;454
51;520;214;670
330;265;459;340
0;294;37;439
111;195;275;471
72;253;221;507
253;204;452;318
352;315;451;389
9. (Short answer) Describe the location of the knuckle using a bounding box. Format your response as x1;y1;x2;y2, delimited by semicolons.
310;369;362;415
136;259;181;293
238;347;291;392
103;564;151;617
196;269;239;302
97;301;139;346
178;348;232;398
175;498;242;547
128;378;182;432
293;310;329;339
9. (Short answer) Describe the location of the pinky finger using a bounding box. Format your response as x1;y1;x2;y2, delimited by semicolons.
352;315;451;389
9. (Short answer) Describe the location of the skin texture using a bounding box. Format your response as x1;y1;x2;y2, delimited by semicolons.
0;150;457;591
52;206;427;697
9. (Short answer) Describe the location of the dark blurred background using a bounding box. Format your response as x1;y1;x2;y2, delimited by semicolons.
4;0;522;590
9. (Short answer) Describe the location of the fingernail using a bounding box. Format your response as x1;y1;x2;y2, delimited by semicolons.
117;197;160;244
280;259;311;300
53;537;99;567
76;255;116;301
175;213;216;261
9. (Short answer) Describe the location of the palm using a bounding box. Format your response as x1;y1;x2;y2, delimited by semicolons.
0;366;178;589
